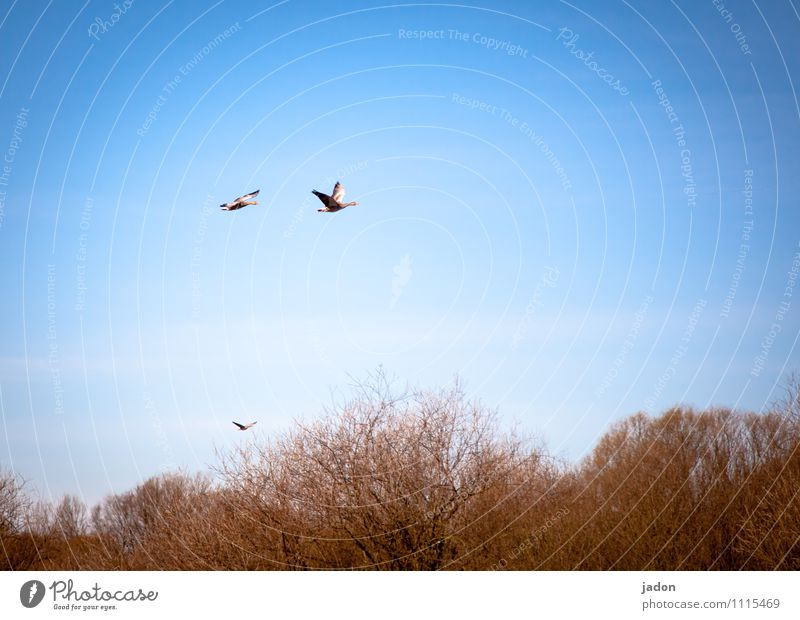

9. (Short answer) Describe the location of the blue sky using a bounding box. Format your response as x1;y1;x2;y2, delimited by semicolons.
0;0;798;504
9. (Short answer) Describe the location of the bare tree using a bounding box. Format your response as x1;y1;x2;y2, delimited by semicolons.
0;469;28;536
218;372;542;569
51;495;88;539
0;469;44;570
774;372;800;423
6;371;800;570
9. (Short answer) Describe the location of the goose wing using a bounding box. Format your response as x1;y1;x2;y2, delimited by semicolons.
331;182;345;202
236;189;259;203
232;421;246;430
312;190;336;208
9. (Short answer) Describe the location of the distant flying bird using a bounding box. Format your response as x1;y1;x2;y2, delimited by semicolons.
220;190;259;211
232;421;257;431
312;182;359;212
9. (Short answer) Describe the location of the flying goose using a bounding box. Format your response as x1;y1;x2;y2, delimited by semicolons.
220;190;259;211
312;182;359;212
232;421;257;431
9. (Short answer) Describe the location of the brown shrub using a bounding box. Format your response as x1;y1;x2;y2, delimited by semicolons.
216;373;550;569
5;373;800;570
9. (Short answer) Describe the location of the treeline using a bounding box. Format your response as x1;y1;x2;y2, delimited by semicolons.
2;374;799;570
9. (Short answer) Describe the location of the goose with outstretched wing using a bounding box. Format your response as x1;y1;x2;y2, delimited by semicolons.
220;190;260;211
232;421;257;431
312;182;359;213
